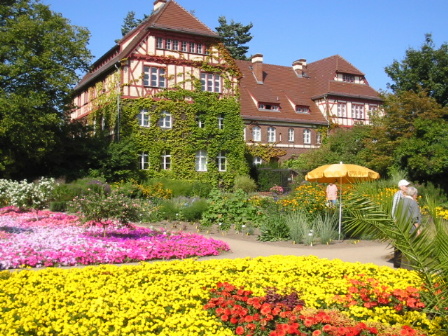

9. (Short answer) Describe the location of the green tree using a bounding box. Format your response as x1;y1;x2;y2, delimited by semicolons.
120;11;147;36
215;16;253;60
385;34;448;106
0;0;92;179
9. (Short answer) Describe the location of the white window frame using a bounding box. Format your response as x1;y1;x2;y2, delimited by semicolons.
252;126;261;142
216;151;227;172
172;40;178;51
156;37;163;49
295;106;309;113
165;39;172;50
218;114;224;129
139;152;149;170
337;103;347;117
181;41;187;52
352;104;365;119
201;73;221;93
316;133;322;145
267;127;276;143
158;111;172;129
137;108;150;127
303;129;311;144
161;150;171;170
143;66;166;88
253;157;262;165
259;103;279;111
288;128;294;142
196;112;205;128
189;42;195;53
195;150;208;172
343;74;355;83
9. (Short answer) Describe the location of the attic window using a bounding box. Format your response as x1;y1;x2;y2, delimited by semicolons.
295;105;309;114
259;103;279;111
342;74;355;83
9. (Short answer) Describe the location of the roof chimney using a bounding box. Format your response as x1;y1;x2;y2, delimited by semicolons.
292;58;307;77
251;54;264;84
154;0;167;11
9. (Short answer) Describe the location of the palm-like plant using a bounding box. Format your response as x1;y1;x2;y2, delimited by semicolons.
344;183;448;323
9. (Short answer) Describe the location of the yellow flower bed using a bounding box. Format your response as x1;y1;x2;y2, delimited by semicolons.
0;256;443;335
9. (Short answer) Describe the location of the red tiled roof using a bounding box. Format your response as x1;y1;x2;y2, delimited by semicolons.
75;0;218;91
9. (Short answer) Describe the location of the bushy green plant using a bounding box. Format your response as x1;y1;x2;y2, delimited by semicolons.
147;178;212;198
157;198;182;221
284;210;313;244
182;198;208;222
314;211;338;244
201;189;262;231
0;177;56;210
68;190;142;236
233;175;257;193
258;204;290;242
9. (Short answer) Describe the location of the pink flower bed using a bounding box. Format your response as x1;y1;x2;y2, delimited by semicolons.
0;207;230;270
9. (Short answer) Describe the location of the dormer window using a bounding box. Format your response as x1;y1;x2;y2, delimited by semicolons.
343;74;355;83
259;103;279;111
296;105;309;114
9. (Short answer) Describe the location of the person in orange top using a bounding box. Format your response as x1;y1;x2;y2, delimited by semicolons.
326;182;338;205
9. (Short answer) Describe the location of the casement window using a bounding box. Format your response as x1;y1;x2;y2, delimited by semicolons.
143;66;166;88
288;128;294;142
352;104;365;119
216;151;227;172
181;41;187;52
156;37;163;49
189;42;196;53
158;111;172;129
267;127;276;143
197;44;203;54
303;129;311;144
343;74;355;83
252;126;261;142
196;112;205;128
137;109;150;127
172;40;179;51
195;150;208;171
259;103;279;111
161;150;171;170
165;39;172;50
218;114;224;129
337;103;347;117
201;73;221;93
253;157;262;165
139;152;149;170
369;104;378;113
295;106;309;113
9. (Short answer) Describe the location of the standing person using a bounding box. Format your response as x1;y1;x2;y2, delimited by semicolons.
393;186;422;268
326;182;338;206
391;179;411;217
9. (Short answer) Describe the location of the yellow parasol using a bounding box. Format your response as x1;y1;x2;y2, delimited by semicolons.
305;162;380;239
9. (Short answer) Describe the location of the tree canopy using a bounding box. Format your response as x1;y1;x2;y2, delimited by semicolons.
0;0;92;179
385;34;448;107
215;16;253;60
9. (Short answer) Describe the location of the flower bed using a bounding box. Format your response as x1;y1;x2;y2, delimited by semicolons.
0;207;229;269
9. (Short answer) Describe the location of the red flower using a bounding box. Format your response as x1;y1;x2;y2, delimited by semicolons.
235;326;245;335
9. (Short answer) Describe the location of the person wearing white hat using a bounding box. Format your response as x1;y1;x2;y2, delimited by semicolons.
392;179;411;217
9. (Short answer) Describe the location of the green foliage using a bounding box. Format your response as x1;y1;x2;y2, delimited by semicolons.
255;166;291;192
120;11;146;37
215;16;253;60
147;178;212;198
0;177;56;210
284;210;311;244
385;34;448;107
0;0;92;179
100;138;140;182
314;211;339;244
200;189;261;231
233;175;257;193
181;198;209;222
258;204;290;242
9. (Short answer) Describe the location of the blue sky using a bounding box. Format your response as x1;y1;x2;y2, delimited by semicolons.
42;0;448;92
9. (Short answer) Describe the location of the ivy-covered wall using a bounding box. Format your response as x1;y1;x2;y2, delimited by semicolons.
118;87;248;187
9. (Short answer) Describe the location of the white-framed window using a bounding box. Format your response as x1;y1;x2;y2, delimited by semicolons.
181;41;187;52
259;103;279;111
267;127;276;143
352;104;365;119
195;150;208;172
189;42;195;53
201;73;221;93
143;66;166;88
296;106;309;113
369;104;378;113
161;150;171;170
303;129;311;144
196;112;205;128
197;44;203;54
218;114;224;129
316;133;322;145
172;40;178;51
139;152;149;170
337;103;346;117
158;111;172;129
137;108;150;127
343;74;355;83
288;128;294;142
216;151;227;172
252;126;261;142
253;157;262;165
165;39;172;50
156;37;163;49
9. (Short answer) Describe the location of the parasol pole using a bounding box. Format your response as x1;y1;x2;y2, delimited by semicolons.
338;176;342;240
